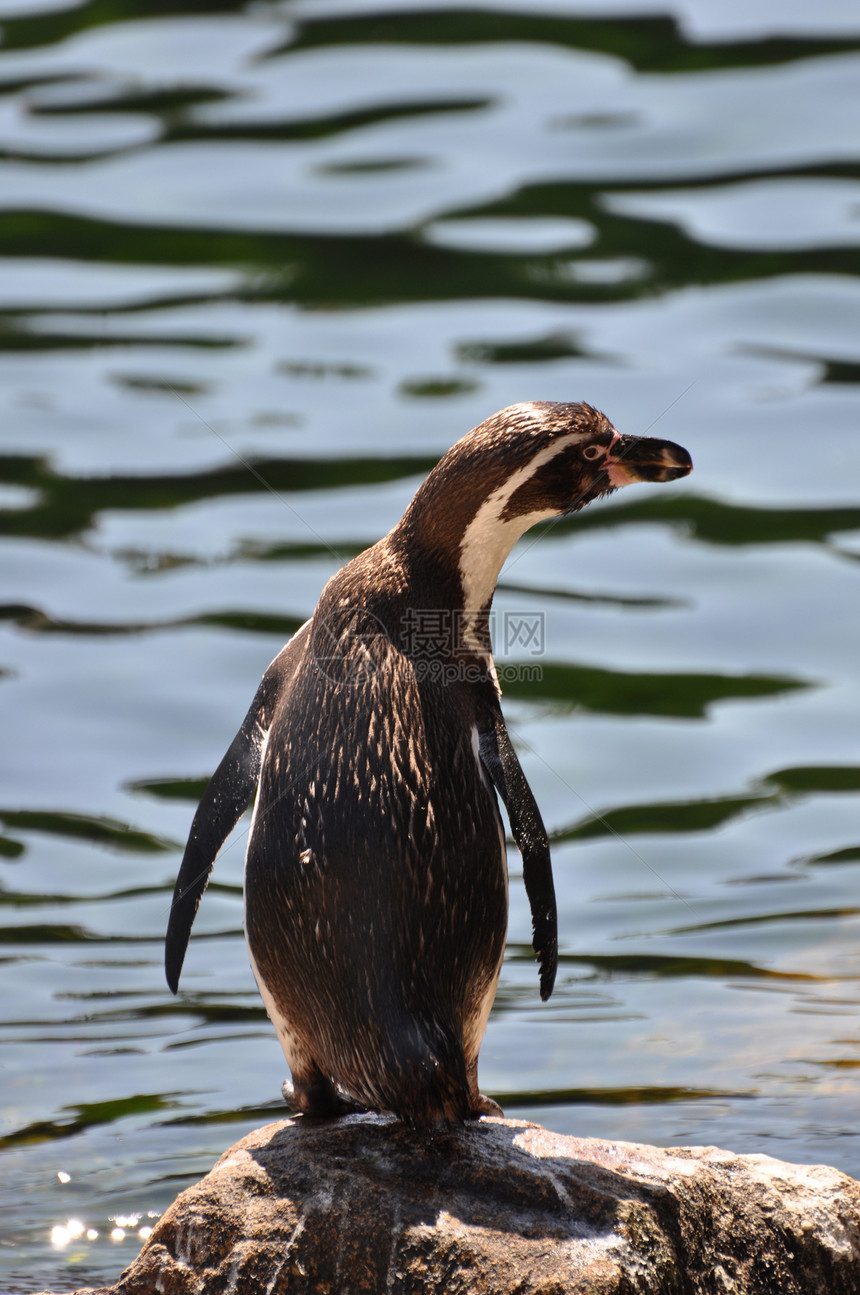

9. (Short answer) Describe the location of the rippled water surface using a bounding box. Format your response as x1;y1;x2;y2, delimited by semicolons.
2;0;860;1289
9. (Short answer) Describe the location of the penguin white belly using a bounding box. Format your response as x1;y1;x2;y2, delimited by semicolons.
246;940;305;1074
464;813;508;1070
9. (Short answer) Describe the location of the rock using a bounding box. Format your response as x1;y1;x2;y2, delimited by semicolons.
50;1114;860;1295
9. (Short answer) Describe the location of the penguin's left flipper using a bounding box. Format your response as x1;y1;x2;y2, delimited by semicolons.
479;717;557;1001
164;633;303;994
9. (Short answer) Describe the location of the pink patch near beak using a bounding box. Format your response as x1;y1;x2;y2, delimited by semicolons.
605;458;637;488
604;433;633;487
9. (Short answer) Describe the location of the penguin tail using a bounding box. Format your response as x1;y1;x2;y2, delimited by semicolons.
382;1019;471;1128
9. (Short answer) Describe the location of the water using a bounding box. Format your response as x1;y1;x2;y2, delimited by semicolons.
1;0;859;1289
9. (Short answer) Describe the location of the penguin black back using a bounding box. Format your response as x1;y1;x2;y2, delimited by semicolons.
165;401;692;1126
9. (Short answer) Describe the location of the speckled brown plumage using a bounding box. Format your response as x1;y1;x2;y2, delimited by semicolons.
165;401;692;1127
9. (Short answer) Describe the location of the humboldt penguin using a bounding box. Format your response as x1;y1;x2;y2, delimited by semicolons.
165;401;692;1127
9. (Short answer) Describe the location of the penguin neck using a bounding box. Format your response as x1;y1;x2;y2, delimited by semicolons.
392;478;558;659
455;501;556;653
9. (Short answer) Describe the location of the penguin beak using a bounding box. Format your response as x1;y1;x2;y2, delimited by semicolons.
604;435;693;487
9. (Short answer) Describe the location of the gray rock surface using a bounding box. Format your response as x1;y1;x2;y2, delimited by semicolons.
47;1114;860;1294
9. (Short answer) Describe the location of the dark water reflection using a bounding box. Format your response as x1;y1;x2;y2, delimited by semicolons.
1;0;860;1288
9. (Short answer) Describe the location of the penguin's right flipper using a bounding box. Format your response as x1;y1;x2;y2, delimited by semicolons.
164;632;304;994
479;716;557;1001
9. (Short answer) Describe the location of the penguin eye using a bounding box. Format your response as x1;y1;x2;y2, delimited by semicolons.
582;445;602;461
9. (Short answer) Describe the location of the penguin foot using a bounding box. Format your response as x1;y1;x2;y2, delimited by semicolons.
469;1093;504;1119
282;1077;367;1118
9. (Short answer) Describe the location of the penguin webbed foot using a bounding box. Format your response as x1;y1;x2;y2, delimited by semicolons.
281;1076;367;1119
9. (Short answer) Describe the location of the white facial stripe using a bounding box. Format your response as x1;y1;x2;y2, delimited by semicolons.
458;434;581;649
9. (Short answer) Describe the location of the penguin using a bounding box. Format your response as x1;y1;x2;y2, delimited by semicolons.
165;401;692;1127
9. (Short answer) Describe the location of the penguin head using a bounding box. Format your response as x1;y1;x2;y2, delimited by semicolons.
400;400;691;544
457;401;691;518
390;401;692;628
